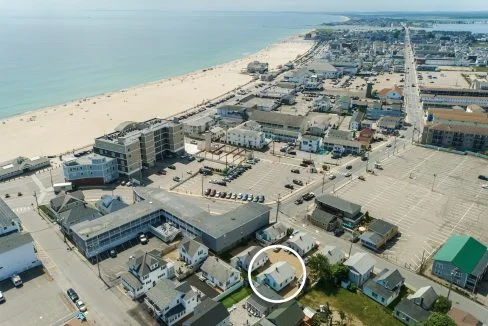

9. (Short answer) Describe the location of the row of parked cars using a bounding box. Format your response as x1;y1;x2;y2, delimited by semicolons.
204;189;265;203
67;288;87;313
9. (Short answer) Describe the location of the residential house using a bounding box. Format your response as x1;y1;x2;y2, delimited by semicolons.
0;198;21;236
286;232;315;257
246;283;283;317
231;246;269;272
344;252;376;287
317;245;346;265
315;194;363;229
95;195;128;215
448;308;483;326
256;222;288;245
323;138;364;156
121;249;175;299
201;256;241;292
144;279;200;326
0;232;41;281
360;120;376;130
309;208;339;231
183;115;217;138
256;261;296;292
357;128;374;147
326;129;354;140
179;238;209;268
394;286;438;325
363;268;405;306
350;111;365;131
254;300;305;326
300;135;323;153
377;116;404;133
359;219;399;251
182;298;230;326
377;86;404;100
432;235;488;292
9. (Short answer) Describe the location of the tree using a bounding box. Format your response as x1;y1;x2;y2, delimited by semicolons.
432;296;452;314
422;312;456;326
364;211;373;224
286;228;294;237
331;263;349;282
307;253;332;284
338;310;346;326
311;314;322;326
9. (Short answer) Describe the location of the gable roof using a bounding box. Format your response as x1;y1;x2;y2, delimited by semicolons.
0;197;20;229
345;252;376;274
378;85;403;97
395;298;431;323
201;256;238;285
315;194;361;216
319;245;345;265
266;300;304;326
287;232;314;251
407;286;438;310
49;191;85;213
145;279;194;310
96;195;128;215
247;283;283;313
375;268;404;290
58;205;101;229
260;222;287;239
368;219;397;237
233;246;268;269
183;298;229;326
433;235;487;274
258;261;296;285
130;249;168;278
180;237;207;257
310;208;337;225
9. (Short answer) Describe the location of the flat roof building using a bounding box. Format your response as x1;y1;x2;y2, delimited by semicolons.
0;156;50;181
63;154;119;186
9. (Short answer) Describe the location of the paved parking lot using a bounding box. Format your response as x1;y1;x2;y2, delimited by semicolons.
0;267;74;326
336;146;488;271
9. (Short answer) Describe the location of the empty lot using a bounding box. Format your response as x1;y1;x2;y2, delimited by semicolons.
336;146;488;271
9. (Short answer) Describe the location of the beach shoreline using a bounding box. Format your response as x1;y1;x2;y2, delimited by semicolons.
0;34;316;161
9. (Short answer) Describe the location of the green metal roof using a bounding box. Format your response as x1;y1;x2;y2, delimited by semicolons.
433;235;487;274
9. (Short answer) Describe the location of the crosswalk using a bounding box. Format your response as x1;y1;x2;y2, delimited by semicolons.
12;206;33;214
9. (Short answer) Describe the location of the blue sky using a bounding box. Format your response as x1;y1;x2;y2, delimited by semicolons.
1;0;487;12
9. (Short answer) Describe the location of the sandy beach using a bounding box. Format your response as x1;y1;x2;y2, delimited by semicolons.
0;36;314;162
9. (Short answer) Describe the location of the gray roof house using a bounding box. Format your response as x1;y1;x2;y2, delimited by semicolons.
309;208;339;231
394;286;438;325
315;194;362;228
344;252;376;287
183;298;230;326
230;246;269;272
144;279;200;326
246;283;283;317
95;195;128;215
57;205;101;234
49;191;85;214
201;256;241;292
256;222;288;245
254;300;305;326
0;197;21;236
318;245;346;265
360;219;399;251
179;237;209;268
286;232;315;257
256;261;296;292
363;268;405;306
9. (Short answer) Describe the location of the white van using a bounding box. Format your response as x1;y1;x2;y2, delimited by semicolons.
11;274;22;287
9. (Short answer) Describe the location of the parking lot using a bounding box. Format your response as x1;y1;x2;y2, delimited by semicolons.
336;146;488;271
0;267;75;326
173;159;321;204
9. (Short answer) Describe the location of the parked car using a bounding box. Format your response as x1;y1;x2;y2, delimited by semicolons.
76;300;87;312
294;198;303;205
157;170;167;175
247;194;253;201
291;169;300;174
302;192;315;201
0;291;5;303
168;165;176;170
139;234;148;245
345;172;352;177
346;165;352;170
205;188;211;196
215;191;221;198
253;196;259;202
258;195;265;203
11;274;22;287
237;193;242;199
109;249;117;258
220;192;227;198
328;174;336;180
197;157;204;163
285;184;294;190
232;193;237;200
334;228;345;237
358;176;366;181
293;179;303;186
210;189;216;197
67;288;79;303
226;192;232;199
242;194;248;201
479;175;488;181
288;151;297;155
173;176;181;182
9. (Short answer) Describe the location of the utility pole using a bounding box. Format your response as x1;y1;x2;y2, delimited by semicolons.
431;173;437;191
275;193;281;223
201;174;204;196
97;253;101;279
348;241;353;258
321;174;326;194
49;170;54;188
33;191;39;213
447;268;459;300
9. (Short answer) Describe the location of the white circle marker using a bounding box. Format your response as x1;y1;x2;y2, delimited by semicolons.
248;244;307;304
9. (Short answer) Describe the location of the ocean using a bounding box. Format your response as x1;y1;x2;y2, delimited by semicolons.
0;10;345;119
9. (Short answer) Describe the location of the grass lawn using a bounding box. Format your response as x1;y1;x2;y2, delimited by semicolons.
474;66;488;72
38;205;57;222
220;286;253;308
299;282;403;326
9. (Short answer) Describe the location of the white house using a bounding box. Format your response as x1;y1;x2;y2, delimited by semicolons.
230;246;269;272
286;232;315;257
121;249;175;299
144;279;200;326
0;232;41;281
226;121;266;149
300;135;323;153
0;198;21;237
344;252;376;287
201;256;241;292
377;86;403;100
256;222;288;245
179;238;209;268
256;261;296;292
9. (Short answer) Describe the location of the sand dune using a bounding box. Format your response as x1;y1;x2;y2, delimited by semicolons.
0;37;314;161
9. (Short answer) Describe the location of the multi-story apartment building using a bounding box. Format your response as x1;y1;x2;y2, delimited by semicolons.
63;154;119;186
422;108;488;152
93;119;184;176
226;121;266;149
